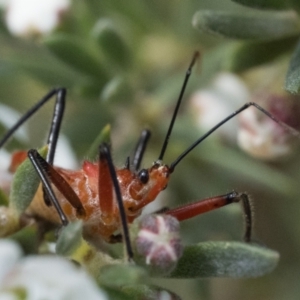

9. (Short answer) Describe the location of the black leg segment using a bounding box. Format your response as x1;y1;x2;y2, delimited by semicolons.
99;143;134;261
28;149;68;226
0;88;66;152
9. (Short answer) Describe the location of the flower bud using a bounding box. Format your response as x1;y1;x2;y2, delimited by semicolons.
132;214;183;276
238;93;300;160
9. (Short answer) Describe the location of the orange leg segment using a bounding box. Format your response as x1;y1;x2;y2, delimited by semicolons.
98;149;114;225
28;150;86;219
165;191;252;242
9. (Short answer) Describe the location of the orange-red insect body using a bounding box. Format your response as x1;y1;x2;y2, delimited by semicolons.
13;152;170;244
11;144;250;247
5;53;281;251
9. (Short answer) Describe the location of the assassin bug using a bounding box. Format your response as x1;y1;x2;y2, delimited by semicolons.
0;52;297;261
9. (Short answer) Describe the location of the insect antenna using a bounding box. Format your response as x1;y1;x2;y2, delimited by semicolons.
99;143;134;261
169;102;299;172
157;51;200;162
132;129;151;171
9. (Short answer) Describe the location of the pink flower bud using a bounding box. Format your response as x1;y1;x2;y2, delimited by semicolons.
133;214;183;275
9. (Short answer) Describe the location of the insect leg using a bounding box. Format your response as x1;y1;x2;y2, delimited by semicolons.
0;88;67;207
28;149;86;225
45;88;66;165
43;89;66;206
99;143;133;261
164;191;252;242
0;88;66;149
132;129;151;171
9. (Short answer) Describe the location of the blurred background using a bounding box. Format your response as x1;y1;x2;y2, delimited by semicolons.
0;0;300;299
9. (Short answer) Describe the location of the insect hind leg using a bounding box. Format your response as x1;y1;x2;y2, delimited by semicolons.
164;191;253;243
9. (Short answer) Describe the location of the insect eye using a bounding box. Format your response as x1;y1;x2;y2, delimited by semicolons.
138;169;149;184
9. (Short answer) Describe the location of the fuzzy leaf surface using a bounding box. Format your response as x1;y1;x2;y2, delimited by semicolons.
98;265;147;288
56;221;83;256
169;241;279;278
285;38;300;94
231;0;290;10
193;11;300;41
225;37;297;72
10;147;48;214
43;34;108;81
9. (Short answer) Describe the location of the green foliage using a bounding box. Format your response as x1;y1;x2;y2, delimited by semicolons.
56;221;83;256
0;1;300;299
193;1;300;93
10;147;47;214
85;124;111;160
231;0;291;10
170;242;279;278
193;11;300;41
285;38;300;93
0;188;8;206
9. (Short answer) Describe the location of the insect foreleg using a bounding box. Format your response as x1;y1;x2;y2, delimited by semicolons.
0;88;67;207
99;143;133;261
28;149;68;225
45;88;66;166
0;88;66;150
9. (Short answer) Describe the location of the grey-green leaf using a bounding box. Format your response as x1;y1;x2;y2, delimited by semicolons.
43;34;108;81
98;265;147;288
122;285;182;300
100;76;133;104
0;187;9;206
92;19;131;69
56;221;83;256
231;0;290;10
9;147;48;214
169;242;279;278
285;38;300;94
288;0;300;14
225;38;297;72
85;124;111;160
193;11;300;41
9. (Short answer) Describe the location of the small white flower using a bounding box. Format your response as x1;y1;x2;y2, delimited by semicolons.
0;103;29;144
0;240;22;282
190;73;249;141
4;0;71;37
0;239;108;300
54;134;79;169
237;93;300;160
